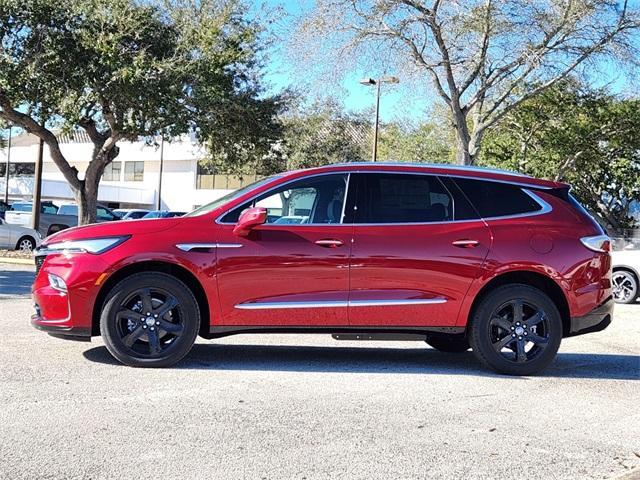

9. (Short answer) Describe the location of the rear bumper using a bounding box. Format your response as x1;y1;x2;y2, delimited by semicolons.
567;296;613;337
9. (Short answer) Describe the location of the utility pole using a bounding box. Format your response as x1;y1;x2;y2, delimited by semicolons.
30;138;44;232
157;134;164;210
3;125;12;204
359;76;399;162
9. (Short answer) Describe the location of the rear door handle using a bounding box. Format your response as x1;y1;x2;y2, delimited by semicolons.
452;239;479;248
315;239;344;248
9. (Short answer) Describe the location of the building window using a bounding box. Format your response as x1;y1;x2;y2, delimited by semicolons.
196;160;259;190
103;161;121;181
196;161;215;189
0;162;35;177
124;161;144;182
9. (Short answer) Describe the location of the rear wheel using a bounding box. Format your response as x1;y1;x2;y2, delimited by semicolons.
16;236;35;253
100;272;200;367
612;269;638;304
425;334;470;353
469;284;562;376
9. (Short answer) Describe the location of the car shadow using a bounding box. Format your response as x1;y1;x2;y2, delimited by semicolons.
0;269;34;297
82;343;640;380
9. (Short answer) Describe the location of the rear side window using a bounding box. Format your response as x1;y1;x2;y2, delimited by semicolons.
453;178;542;218
353;173;453;224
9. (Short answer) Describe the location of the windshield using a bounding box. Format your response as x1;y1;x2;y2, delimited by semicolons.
185;175;282;217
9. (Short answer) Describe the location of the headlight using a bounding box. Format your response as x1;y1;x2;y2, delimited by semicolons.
38;236;130;256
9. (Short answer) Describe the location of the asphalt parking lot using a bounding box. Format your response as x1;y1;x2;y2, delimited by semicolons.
0;263;638;480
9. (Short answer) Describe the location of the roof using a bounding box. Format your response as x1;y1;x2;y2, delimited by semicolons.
9;130;92;147
289;162;566;189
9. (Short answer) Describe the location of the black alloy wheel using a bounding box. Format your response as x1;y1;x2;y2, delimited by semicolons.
100;272;200;367
469;284;563;375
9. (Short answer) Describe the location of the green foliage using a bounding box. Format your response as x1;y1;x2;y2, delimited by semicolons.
280;99;369;171
377;121;454;163
0;0;283;221
480;81;640;229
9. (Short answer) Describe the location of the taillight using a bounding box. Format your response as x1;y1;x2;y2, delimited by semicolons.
580;235;611;253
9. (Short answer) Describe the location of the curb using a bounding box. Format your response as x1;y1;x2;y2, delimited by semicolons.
0;257;34;265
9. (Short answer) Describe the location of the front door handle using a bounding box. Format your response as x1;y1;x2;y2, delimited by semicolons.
315;239;344;248
452;239;479;248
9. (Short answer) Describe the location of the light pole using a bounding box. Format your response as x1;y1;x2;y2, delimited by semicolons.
359;76;399;162
3;125;12;204
157;134;164;210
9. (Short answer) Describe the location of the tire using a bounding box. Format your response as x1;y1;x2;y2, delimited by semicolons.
469;284;563;376
100;272;200;367
612;269;638;304
15;236;36;253
425;334;470;353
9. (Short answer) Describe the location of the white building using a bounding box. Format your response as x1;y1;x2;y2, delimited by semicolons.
0;131;260;211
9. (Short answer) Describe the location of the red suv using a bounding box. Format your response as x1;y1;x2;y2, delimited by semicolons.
31;163;612;375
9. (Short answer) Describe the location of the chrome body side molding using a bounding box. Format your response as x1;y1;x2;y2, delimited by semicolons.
235;297;447;310
176;243;243;252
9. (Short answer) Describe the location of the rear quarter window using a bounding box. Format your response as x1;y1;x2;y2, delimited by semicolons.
452;178;542;219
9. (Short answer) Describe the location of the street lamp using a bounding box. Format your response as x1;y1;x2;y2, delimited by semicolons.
359;75;399;162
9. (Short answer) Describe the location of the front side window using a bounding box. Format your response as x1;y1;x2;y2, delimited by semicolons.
452;177;542;218
124;161;144;182
353;173;453;224
221;174;348;225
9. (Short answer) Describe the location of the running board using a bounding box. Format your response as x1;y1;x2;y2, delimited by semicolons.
205;325;464;339
332;333;427;341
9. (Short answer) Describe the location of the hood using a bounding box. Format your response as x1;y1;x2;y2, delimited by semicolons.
44;217;184;244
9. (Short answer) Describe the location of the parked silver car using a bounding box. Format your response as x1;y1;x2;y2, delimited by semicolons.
0;218;42;252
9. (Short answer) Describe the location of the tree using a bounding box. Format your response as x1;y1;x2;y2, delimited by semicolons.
377;120;453;163
0;0;283;224
480;81;640;229
281;99;369;170
295;0;639;165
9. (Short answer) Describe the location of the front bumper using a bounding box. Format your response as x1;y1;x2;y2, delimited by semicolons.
567;296;613;337
31;252;108;341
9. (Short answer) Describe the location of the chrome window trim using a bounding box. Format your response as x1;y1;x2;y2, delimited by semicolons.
215;169;554;227
215;172;351;225
176;243;243;251
235;298;447;310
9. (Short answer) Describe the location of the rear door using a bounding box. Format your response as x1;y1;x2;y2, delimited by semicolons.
347;172;491;327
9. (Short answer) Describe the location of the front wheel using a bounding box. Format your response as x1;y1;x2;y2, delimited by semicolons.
100;272;200;367
612;269;638;304
469;285;563;376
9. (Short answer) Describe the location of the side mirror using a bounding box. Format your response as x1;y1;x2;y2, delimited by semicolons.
233;207;267;237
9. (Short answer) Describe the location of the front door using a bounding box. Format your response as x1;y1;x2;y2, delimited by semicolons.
347;172;491;327
215;173;352;326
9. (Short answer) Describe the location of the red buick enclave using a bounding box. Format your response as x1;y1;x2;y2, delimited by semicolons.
31;163;613;375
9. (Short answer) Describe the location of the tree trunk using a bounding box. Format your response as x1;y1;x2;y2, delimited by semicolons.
452;109;474;166
76;182;98;225
454;130;473;165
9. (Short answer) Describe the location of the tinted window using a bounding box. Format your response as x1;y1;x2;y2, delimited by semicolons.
221;174;348;225
453;178;542;218
354;173;453;224
97;207;115;220
58;205;78;216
